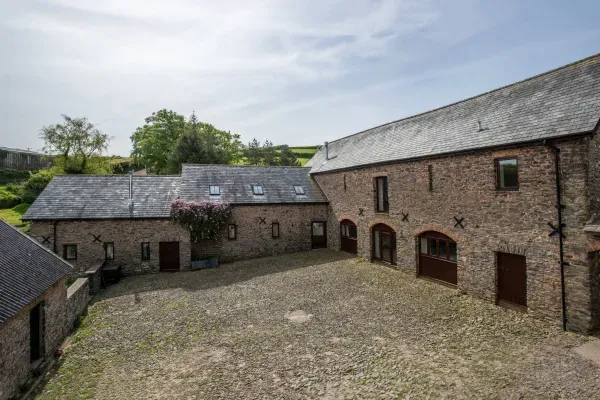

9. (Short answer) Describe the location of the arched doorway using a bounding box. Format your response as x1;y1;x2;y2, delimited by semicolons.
372;224;396;265
418;231;457;285
340;220;357;254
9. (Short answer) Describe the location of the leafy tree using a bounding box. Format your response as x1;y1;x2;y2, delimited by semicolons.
278;145;301;166
262;140;278;166
244;138;263;165
22;168;57;203
130;109;185;174
168;112;244;173
39;115;111;174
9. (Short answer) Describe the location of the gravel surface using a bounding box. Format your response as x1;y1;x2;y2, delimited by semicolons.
36;249;600;399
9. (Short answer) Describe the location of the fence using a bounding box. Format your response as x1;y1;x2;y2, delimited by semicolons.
0;147;53;171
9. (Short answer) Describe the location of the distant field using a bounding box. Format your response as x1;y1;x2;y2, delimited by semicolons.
280;146;319;166
0;203;31;230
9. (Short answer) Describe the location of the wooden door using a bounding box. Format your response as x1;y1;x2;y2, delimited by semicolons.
372;224;396;265
418;232;457;285
340;220;357;254
311;222;327;249
30;303;43;361
497;252;527;308
159;242;180;272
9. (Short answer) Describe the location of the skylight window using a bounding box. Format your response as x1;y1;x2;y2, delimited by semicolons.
252;185;264;195
294;185;305;195
209;185;220;195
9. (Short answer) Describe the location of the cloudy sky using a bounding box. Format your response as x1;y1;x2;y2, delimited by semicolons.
1;0;599;156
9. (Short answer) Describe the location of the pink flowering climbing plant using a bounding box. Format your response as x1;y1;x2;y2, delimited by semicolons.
170;198;232;242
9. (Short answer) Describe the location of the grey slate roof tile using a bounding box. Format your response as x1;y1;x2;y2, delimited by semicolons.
180;165;328;204
307;54;600;174
0;219;72;323
22;175;180;220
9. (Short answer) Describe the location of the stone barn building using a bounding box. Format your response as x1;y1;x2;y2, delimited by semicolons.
0;220;72;400
22;53;600;332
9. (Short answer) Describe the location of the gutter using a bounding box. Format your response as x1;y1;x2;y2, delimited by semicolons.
544;140;568;331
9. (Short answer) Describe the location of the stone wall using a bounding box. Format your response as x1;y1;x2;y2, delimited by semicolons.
193;204;328;262
66;278;90;330
0;279;67;400
313;138;597;332
29;219;191;275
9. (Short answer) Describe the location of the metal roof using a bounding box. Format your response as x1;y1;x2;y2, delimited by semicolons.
307;53;600;174
22;175;181;220
180;165;328;204
0;219;72;324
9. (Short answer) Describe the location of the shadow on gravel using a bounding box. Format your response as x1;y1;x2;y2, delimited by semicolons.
95;249;356;301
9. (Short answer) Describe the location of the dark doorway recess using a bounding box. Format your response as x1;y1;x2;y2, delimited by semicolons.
372;224;396;265
159;242;180;272
418;231;457;285
311;222;327;249
30;302;44;362
497;252;527;310
340;220;357;254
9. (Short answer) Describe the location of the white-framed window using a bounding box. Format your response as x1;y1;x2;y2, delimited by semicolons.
228;224;237;240
209;185;220;195
252;185;264;195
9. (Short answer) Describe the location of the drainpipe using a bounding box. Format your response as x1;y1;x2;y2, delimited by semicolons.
53;220;58;254
545;140;568;331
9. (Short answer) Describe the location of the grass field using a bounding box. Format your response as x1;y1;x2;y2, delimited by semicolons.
280;146;319;166
0;203;31;230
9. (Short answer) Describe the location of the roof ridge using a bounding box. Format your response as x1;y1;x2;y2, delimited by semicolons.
325;52;600;146
183;164;310;169
0;219;73;271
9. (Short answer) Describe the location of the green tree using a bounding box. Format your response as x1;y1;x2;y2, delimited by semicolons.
262;140;279;166
39;115;112;174
277;145;301;166
244;138;263;165
130;109;185;174
167;112;244;173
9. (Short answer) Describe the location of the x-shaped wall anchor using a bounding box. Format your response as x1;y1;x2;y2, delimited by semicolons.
454;217;465;229
548;222;566;239
258;217;266;225
358;208;364;216
41;236;50;244
402;213;409;222
92;234;102;243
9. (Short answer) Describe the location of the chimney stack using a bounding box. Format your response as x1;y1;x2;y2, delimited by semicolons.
324;141;329;160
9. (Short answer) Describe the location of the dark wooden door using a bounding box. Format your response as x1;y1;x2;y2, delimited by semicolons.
419;255;457;285
418;233;457;285
340;220;357;254
30;303;43;361
497;252;527;308
311;222;327;249
159;242;180;272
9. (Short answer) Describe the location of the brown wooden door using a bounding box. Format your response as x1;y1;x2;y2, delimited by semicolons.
159;242;180;272
497;252;527;308
340;220;357;254
311;222;327;249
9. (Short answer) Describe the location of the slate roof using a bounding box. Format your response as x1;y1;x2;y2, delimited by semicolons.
0;219;72;323
307;53;600;174
22;175;180;220
180;165;328;204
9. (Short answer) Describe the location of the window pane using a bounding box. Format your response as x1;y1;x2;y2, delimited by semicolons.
228;225;236;239
312;222;324;236
142;243;150;260
420;237;427;254
499;159;518;188
253;185;263;195
429;239;438;256
374;230;381;258
439;241;447;259
294;186;304;195
449;242;457;261
349;225;357;238
66;245;77;259
377;178;385;211
106;243;114;260
209;185;220;195
272;223;279;237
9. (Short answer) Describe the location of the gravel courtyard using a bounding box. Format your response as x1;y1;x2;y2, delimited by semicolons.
37;250;599;399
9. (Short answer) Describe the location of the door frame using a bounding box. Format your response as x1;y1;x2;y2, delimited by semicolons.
496;252;527;311
159;241;180;272
371;224;396;265
311;221;327;249
340;219;358;254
